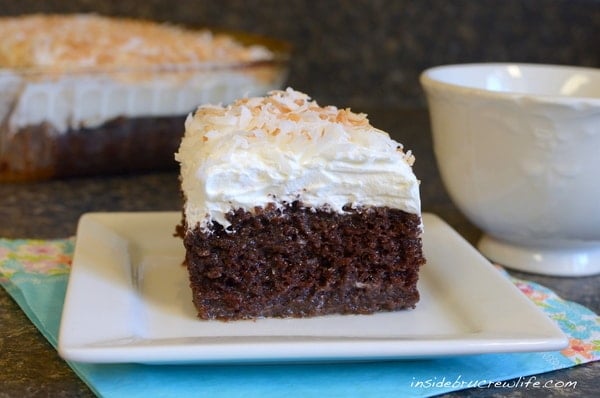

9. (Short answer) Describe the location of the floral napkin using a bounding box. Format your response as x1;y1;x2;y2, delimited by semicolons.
1;238;598;398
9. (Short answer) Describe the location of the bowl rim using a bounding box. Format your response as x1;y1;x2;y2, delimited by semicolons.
420;62;600;103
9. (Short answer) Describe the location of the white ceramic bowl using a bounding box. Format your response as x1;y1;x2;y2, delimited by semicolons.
420;63;600;276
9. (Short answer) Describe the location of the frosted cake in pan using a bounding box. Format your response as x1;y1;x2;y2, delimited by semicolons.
0;14;288;181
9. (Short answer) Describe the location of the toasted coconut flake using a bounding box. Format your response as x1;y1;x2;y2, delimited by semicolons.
0;14;273;70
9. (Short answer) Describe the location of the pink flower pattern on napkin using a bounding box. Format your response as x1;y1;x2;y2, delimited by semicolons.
561;338;598;361
507;271;600;365
0;238;74;280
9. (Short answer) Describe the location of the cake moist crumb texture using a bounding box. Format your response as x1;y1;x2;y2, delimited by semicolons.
181;202;425;320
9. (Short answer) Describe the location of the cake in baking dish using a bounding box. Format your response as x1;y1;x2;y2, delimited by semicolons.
175;88;425;320
0;14;287;181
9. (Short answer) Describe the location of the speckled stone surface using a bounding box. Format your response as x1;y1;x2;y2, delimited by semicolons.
0;0;598;108
0;109;598;398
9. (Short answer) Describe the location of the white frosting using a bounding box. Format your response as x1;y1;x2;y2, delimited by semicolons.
0;70;283;135
176;88;421;232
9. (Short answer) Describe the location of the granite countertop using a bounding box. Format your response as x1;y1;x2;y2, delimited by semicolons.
0;109;598;397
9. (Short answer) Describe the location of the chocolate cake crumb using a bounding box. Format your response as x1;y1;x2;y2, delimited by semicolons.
181;201;425;320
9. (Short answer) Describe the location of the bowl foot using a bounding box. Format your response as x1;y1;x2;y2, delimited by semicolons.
477;234;600;277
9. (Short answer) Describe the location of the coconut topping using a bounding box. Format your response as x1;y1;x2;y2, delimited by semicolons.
0;14;273;70
176;88;421;231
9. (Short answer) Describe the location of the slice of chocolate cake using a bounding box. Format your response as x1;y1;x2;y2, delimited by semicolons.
175;88;425;320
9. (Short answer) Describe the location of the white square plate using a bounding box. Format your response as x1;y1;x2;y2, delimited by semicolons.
58;212;567;364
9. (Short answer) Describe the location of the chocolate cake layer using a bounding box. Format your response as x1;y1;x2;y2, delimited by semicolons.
181;201;425;320
0;115;185;181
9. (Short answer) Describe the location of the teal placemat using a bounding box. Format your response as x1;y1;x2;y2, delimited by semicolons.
1;238;598;398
